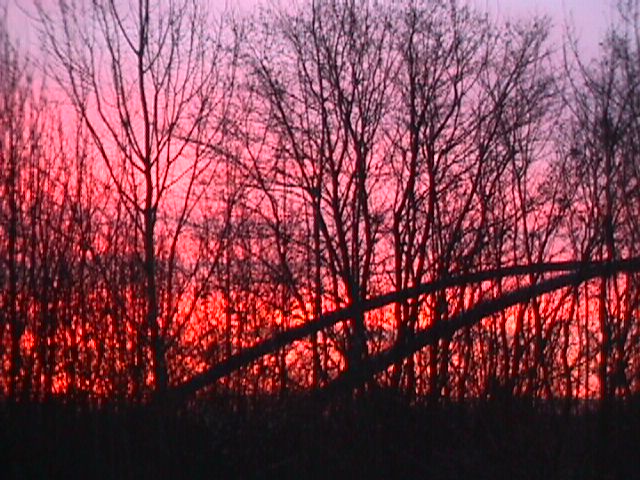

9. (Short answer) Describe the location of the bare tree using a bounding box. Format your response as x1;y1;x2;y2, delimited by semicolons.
561;0;640;401
0;5;27;398
240;0;396;386
36;0;236;397
4;0;636;410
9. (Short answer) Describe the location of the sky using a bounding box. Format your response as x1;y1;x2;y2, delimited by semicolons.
471;0;616;58
5;0;617;60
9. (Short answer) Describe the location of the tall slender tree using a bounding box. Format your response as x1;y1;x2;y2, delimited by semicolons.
36;0;237;396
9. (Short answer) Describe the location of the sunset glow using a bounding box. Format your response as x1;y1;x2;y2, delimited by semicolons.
2;1;640;478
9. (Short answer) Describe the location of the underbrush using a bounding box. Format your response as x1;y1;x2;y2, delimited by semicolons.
2;392;639;479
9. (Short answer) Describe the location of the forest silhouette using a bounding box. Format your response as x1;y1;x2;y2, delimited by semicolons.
2;0;640;478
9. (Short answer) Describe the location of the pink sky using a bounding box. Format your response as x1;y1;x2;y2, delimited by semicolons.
471;0;616;58
6;0;617;60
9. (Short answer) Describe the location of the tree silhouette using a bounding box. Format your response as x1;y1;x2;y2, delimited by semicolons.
35;0;238;398
2;1;640;477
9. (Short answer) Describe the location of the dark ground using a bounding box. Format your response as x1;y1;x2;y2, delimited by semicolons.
2;391;640;479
